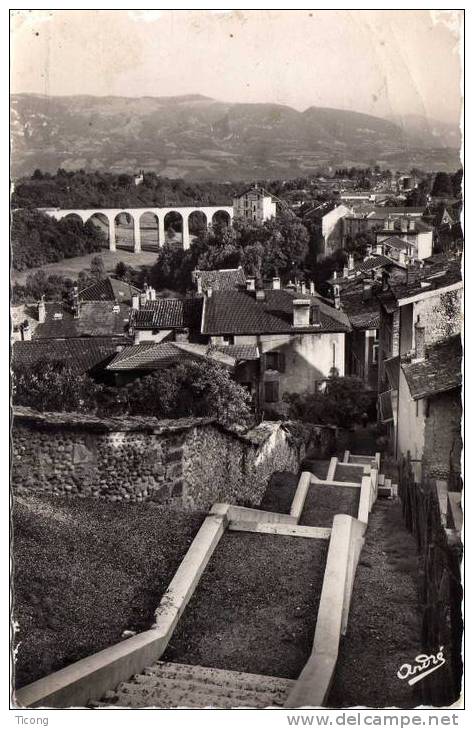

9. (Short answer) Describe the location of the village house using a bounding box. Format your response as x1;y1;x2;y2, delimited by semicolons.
303;202;353;258
375;217;433;260
11;276;139;343
192;266;246;295
200;276;351;414
343;206;426;242
233;185;277;223
376;252;463;477
396;333;462;482
12;336;127;379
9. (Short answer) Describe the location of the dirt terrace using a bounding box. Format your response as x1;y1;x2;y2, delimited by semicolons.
163;531;328;679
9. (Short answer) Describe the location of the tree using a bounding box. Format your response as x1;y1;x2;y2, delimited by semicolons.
284;375;373;428
90;255;107;281
126;360;252;426
12;361;101;413
114;261;129;280
431;172;454;198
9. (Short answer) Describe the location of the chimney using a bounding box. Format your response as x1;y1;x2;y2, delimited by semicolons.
38;296;46;324
149;287;156;301
414;320;426;360
196;275;203;295
348;254;355;271
246;277;256;291
364;246;372;261
20;320;31;341
272;277;281;290
311;303;321;327
293;299;311;328
207;286;213;298
343;265;349;278
131;293;140;310
332;271;338;280
300;282;307;295
309;281;315;296
333;284;341;310
400;218;408;233
375;243;383;255
363;279;372;302
175;328;189;343
256;289;265;301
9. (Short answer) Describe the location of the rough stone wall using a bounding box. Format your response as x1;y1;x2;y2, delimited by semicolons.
12;421;190;505
11;410;306;510
182;421;301;509
414;289;462;346
423;390;462;480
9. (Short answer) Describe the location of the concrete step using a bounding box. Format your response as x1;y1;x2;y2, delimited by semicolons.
97;661;294;708
378;478;392;498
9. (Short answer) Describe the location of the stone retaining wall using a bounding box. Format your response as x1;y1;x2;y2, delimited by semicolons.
11;408;321;510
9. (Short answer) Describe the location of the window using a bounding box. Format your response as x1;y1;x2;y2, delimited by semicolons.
372;342;379;364
264;351;285;372
265;380;279;403
222;335;234;345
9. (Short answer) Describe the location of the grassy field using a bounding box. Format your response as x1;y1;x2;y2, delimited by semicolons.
11;248;159;285
12;494;205;688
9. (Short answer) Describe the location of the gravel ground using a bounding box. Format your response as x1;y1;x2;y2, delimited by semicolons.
328;499;423;708
163;532;328;679
258;471;299;513
12;495;205;688
300;483;360;527
334;464;364;483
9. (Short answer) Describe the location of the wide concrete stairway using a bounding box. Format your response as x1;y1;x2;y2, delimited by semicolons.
94;661;294;708
92;449;388;709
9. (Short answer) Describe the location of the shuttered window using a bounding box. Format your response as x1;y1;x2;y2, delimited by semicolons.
264;380;279;403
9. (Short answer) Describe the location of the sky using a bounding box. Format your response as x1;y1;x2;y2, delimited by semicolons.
10;9;463;125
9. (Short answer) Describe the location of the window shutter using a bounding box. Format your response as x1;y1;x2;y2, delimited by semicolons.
278;352;286;373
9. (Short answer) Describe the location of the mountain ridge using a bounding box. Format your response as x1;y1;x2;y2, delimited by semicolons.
11;94;461;180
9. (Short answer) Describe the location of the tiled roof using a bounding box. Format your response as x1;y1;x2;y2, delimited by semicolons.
193;267;247;292
106;341;240;372
337;283;380;330
381;236;415;251
378;220;432;234
388;254;462;302
356;206;426;217
355;255;395;273
79;277;140;303
107;342;192;371
33;302;131;339
401;335;462;400
215;345;259;360
12;337;124;374
130;298;203;330
202;289;351;336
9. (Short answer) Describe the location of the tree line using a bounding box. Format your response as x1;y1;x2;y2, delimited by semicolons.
11;209;104;271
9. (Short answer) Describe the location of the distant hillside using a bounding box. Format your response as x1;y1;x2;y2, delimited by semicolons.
10;94;461;180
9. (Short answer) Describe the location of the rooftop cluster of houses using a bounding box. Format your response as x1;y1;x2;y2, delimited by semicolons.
304;196;462;260
13;237;462;485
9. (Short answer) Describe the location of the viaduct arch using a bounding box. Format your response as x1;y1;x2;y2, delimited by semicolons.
41;205;234;252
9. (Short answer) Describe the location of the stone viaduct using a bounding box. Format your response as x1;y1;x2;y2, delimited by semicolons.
40;205;234;252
